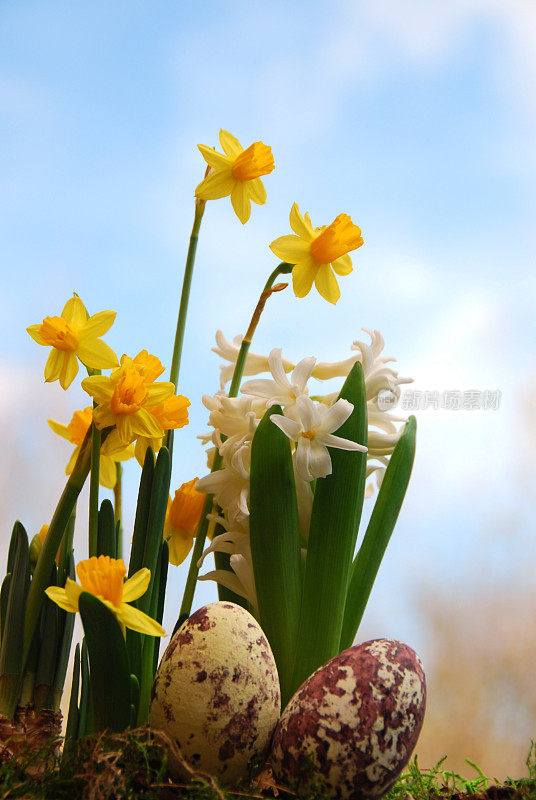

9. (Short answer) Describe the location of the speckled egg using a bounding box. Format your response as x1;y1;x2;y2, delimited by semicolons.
149;601;281;785
270;639;426;798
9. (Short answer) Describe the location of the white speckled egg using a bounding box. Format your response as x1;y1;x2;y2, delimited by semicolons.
270;639;426;798
149;601;281;785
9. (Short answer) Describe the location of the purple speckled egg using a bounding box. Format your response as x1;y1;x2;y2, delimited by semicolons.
149;602;280;785
270;639;426;798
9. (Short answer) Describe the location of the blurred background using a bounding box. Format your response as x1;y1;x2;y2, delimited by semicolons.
1;0;535;780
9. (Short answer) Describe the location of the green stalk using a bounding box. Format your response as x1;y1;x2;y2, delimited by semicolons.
57;507;76;589
169;198;206;389
175;263;292;630
114;463;123;559
23;427;92;668
88;422;101;558
165;197;206;454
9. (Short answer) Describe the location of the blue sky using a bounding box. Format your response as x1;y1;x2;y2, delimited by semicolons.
1;0;535;659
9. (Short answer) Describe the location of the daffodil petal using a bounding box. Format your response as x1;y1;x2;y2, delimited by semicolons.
247;177;267;205
168;534;194;567
291;260;316;298
60;353;79;389
269;235;310;264
99;456;117;489
131;407;165;439
135;437;150;466
314;264;340;304
45;586;79;613
77;338;119;370
289;203;314;239
116;603;165;636
198;144;232;170
114;415;133;444
101;437;134;460
122;567;151;602
65;447;79;476
48;419;71;440
61;295;87;329
80;310;117;339
331;254;353;276
27;324;47;345
82;375;114;403
145;382;175;405
92;404;116;430
231;181;251;223
44;349;64;382
195;170;235;200
219;129;243;158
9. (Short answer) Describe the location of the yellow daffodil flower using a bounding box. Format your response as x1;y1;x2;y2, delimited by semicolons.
133;349;165;383
164;479;205;566
45;556;165;636
48;407;134;489
81;355;174;446
29;524;60;569
270;203;364;304
195;129;274;224
133;394;191;466
27;293;118;389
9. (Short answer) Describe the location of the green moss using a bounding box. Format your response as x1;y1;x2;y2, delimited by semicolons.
0;733;534;800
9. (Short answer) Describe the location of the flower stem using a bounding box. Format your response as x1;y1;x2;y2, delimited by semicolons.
114;463;123;560
165;197;206;454
88;421;101;558
175;262;292;630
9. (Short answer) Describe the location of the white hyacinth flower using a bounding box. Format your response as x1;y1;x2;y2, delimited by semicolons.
196;444;251;525
241;348;316;411
270;395;367;482
213;330;294;389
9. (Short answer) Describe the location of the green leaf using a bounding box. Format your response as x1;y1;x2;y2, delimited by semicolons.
291;363;368;694
340;416;416;650
249;405;302;707
153;541;168;676
127;447;154;680
0;522;30;718
130;673;140;720
61;642;80;769
78;592;131;733
138;538;168;725
97;499;116;558
52;553;76;710
34;565;60;712
128;447;155;578
23;434;91;668
138;447;171;616
77;639;90;739
0;575;10;650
